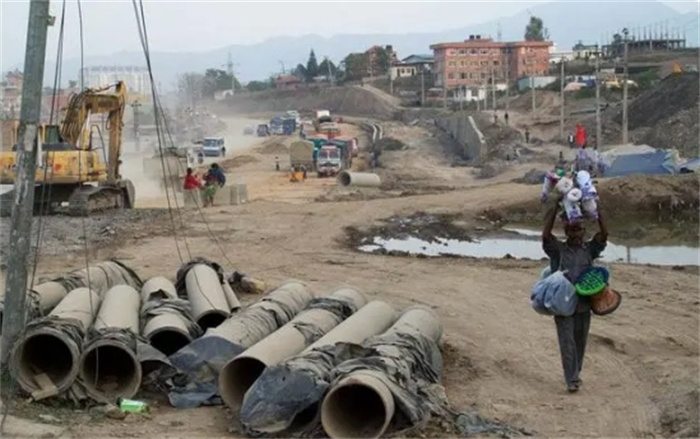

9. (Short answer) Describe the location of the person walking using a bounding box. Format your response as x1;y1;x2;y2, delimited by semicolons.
202;163;226;207
524;127;530;144
541;201;608;393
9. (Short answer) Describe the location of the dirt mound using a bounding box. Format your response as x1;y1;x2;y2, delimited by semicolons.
473;114;524;160
215;85;398;119
490;174;699;234
255;139;288;155
374;137;406;151
220;155;259;170
507;90;561;116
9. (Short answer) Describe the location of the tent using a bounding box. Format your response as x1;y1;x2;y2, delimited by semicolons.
602;149;679;177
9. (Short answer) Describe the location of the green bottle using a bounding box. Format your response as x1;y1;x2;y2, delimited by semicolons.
118;398;149;413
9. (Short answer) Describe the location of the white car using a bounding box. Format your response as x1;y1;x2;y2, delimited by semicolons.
202;137;226;157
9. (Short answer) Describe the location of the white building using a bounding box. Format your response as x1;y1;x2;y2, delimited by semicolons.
79;66;151;101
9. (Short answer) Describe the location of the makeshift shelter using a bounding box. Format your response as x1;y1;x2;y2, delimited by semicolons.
601;147;679;177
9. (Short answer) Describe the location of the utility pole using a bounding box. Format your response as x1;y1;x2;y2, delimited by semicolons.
324;56;335;87
559;59;565;139
131;100;141;152
595;46;602;150
531;76;536;113
621;28;630;145
505;46;510;113
226;51;238;98
491;67;497;111
1;0;51;365
420;65;426;107
278;60;286;75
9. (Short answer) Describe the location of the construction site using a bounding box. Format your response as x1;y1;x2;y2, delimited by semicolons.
1;3;699;434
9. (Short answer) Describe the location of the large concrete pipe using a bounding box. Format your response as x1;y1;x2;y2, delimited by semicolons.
321;305;444;439
219;288;367;410
336;171;381;188
0;282;69;333
222;281;242;312
141;277;199;356
165;281;314;408
9;287;101;398
78;285;142;402
240;300;397;434
185;264;230;330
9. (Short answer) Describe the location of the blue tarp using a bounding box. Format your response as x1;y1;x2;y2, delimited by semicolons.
602;150;678;177
680;158;700;173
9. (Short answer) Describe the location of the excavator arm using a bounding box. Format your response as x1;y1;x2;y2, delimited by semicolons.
60;81;127;184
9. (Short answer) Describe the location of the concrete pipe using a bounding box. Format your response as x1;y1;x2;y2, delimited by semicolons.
10;287;101;397
140;276;177;303
185;264;230;330
239;300;397;434
143;311;193;357
321;305;443;439
337;171;381;188
222;281;242;312
219;288;367;410
78;285;142;401
0;281;69;333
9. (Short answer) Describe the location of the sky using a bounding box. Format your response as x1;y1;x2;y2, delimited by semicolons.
1;0;698;71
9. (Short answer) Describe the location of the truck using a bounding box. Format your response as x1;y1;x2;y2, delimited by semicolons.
316;144;343;177
269;116;285;135
328;136;358;158
289;140;315;172
282;117;297;135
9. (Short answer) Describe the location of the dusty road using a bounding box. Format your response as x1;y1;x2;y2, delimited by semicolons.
1;113;698;439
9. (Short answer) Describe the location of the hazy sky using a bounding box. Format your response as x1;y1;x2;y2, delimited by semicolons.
1;0;697;69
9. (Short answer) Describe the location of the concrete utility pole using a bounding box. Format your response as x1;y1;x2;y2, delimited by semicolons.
420;65;426;107
505;46;511;113
621;28;630;145
1;0;51;365
325;56;335;87
531;76;536;113
595;46;602;149
131;100;141;152
226;51;238;97
491;67;497;111
559;59;566;139
278;60;286;75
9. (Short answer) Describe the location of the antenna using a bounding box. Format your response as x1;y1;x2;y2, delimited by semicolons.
497;22;502;42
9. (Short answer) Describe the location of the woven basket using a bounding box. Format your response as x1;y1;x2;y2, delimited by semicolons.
591;286;622;316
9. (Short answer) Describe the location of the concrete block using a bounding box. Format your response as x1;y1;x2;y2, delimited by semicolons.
231;183;249;205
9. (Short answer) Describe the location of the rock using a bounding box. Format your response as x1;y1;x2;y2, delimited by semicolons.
98;403;128;420
38;414;61;423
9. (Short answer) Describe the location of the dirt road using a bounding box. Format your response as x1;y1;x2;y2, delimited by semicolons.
2;116;698;439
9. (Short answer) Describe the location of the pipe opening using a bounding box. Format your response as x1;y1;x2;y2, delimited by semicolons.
80;344;140;398
290;402;320;432
196;311;228;330
220;357;266;407
149;330;191;356
322;384;387;438
338;172;352;187
15;333;75;391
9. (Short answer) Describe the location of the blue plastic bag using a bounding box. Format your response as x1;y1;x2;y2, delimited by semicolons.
531;268;578;317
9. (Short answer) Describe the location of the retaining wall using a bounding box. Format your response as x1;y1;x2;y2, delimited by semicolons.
435;112;486;162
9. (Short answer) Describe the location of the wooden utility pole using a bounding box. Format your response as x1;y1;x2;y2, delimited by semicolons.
621;28;630;145
1;0;51;365
595;46;602;149
559;60;565;139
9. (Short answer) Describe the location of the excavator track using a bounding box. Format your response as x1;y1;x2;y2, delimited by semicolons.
67;185;126;217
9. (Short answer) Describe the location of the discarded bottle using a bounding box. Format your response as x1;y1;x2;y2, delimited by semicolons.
117;398;149;413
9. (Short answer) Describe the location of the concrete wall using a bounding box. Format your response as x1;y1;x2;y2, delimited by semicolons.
435;112;486;161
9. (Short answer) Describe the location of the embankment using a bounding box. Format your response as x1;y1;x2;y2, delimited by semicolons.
214;85;399;119
434;112;486;161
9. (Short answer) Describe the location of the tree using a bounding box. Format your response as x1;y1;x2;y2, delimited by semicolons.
524;16;549;41
177;72;204;107
318;58;337;79
374;48;391;74
293;63;307;80
247;80;271;92
68;80;78;89
201;68;241;98
343;53;368;81
305;49;319;82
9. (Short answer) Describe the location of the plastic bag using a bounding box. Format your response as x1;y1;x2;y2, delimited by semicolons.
531;269;578;317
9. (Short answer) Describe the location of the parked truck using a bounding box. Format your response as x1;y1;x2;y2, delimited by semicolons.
289;140;315;172
316;144;343;177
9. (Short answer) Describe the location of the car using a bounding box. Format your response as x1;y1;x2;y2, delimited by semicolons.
202;137;226;157
243;126;254;135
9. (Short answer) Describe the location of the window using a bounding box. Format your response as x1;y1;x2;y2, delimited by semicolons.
448;61;456;67
461;73;467;79
459;49;466;55
470;49;477;55
448;73;455;79
493;60;500;66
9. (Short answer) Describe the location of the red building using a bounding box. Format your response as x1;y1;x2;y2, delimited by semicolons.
430;35;553;89
275;75;303;90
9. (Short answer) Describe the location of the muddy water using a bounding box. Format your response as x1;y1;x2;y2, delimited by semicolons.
358;227;700;266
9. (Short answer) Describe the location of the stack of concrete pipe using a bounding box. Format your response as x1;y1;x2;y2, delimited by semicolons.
218;288;367;410
78;285;143;402
166;281;315;408
183;264;240;330
321;306;444;439
239;300;398;434
9;287;102;400
0;260;141;333
140;276;202;356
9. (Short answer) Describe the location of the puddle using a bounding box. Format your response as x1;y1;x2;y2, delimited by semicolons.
358;228;700;266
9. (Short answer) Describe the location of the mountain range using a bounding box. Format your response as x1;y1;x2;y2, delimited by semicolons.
26;1;700;88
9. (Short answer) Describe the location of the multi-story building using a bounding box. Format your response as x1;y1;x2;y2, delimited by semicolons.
79;65;151;102
430;35;553;90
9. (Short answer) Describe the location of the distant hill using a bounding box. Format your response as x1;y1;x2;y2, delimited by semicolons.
35;0;699;87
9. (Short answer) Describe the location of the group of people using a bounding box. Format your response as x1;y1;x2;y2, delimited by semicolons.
183;163;226;207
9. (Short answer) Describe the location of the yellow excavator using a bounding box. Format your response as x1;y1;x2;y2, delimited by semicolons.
0;81;135;217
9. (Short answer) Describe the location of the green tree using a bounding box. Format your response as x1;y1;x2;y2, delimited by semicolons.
201;68;241;98
68;80;78;89
524;16;549;41
294;63;307;80
177;72;204;107
343;53;368;81
247;80;271;92
305;49;319;82
318;58;337;79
